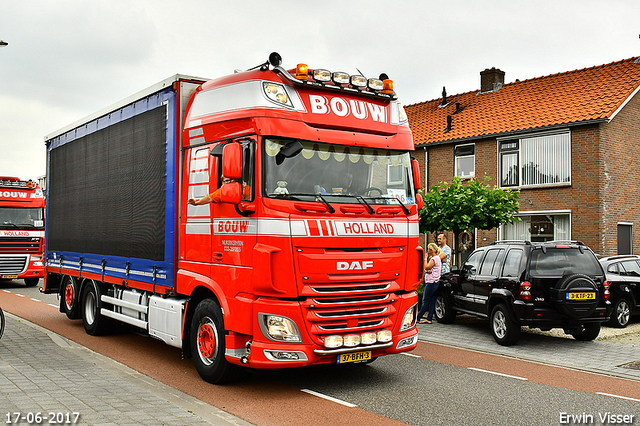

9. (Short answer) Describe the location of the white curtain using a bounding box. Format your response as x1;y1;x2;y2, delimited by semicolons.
521;133;570;186
553;214;570;240
503;217;531;240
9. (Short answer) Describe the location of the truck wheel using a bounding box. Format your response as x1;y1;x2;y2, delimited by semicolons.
81;280;110;336
62;276;81;319
490;304;521;346
434;292;456;324
608;298;631;328
571;323;601;341
190;298;240;384
24;278;39;287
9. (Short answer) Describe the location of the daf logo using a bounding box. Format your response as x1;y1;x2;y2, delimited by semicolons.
337;261;373;271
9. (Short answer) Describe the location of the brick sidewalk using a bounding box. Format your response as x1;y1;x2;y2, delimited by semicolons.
0;313;253;426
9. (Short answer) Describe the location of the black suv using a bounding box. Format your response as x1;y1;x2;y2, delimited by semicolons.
598;255;640;328
435;241;612;345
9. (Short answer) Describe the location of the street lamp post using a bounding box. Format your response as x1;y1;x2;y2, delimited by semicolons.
0;40;8;47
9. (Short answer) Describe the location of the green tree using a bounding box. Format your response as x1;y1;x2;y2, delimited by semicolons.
419;175;520;263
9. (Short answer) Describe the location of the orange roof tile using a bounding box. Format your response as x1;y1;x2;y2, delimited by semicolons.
406;57;640;146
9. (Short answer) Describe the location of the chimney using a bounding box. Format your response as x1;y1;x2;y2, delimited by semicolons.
480;67;505;93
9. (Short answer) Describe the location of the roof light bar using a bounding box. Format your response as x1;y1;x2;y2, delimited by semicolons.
313;69;331;82
368;78;384;91
332;72;350;85
350;75;367;87
268;53;397;99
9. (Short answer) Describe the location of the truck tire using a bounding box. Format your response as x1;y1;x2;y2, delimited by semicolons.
607;298;631;328
190;298;240;384
62;276;81;320
81;280;110;336
24;278;39;287
571;323;601;341
434;292;456;324
490;304;521;346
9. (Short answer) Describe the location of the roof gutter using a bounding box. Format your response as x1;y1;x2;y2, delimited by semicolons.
414;118;609;148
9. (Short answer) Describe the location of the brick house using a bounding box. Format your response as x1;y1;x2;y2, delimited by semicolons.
406;57;640;260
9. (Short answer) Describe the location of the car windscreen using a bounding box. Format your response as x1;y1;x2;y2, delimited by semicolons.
529;248;602;276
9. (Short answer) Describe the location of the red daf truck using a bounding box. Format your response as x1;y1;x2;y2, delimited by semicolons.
43;53;423;383
0;177;45;287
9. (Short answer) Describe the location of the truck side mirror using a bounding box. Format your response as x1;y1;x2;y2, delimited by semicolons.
411;158;421;190
222;143;242;180
220;182;241;204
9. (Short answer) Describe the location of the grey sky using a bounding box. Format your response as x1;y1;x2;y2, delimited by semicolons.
1;0;639;180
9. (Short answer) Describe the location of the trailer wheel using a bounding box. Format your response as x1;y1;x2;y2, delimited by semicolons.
81;280;110;336
190;298;240;384
61;276;81;319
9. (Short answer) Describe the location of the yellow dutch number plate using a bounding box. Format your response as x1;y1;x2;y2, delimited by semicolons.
337;351;371;364
567;292;596;300
0;275;18;279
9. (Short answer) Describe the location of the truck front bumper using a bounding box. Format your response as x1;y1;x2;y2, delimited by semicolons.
236;326;419;369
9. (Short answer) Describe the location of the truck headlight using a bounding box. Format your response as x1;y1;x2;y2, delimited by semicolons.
263;82;293;108
400;303;417;332
259;314;302;342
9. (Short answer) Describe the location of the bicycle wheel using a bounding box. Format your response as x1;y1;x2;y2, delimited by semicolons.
0;307;5;340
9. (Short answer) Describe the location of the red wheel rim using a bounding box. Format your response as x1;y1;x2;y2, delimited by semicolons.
198;322;216;360
65;282;74;308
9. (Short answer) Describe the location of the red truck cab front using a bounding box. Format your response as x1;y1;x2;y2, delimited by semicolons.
0;177;45;287
177;54;423;379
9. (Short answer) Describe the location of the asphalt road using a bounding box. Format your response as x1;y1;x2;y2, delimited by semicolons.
2;279;639;426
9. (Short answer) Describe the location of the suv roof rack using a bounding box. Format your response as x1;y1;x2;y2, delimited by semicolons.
543;240;586;246
489;240;532;246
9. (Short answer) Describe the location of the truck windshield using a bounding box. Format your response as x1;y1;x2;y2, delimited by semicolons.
263;138;416;205
0;207;45;229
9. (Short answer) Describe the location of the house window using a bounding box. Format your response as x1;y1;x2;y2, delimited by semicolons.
618;223;632;255
454;144;475;178
501;213;570;242
387;164;404;185
500;132;570;187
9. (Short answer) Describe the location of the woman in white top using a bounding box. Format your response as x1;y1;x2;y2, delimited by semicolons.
417;243;442;324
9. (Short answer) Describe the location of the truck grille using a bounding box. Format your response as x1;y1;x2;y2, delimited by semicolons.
0;255;28;274
302;281;398;346
0;237;41;253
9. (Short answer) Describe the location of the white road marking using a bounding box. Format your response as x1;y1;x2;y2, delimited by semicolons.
301;389;357;407
401;352;422;358
596;392;640;403
468;367;528;381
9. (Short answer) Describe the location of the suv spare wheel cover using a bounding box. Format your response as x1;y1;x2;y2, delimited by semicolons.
555;273;599;318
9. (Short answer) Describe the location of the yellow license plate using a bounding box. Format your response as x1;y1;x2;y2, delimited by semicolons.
567;292;595;300
0;275;18;279
337;351;371;364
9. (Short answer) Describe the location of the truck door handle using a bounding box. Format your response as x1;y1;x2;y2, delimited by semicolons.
213;252;223;262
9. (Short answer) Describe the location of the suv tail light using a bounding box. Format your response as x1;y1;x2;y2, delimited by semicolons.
603;280;610;300
519;281;532;301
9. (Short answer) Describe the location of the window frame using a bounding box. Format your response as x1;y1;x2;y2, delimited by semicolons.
498;210;571;242
454;143;475;179
498;131;571;189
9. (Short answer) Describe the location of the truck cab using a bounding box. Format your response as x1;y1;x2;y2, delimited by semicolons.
0;177;45;287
